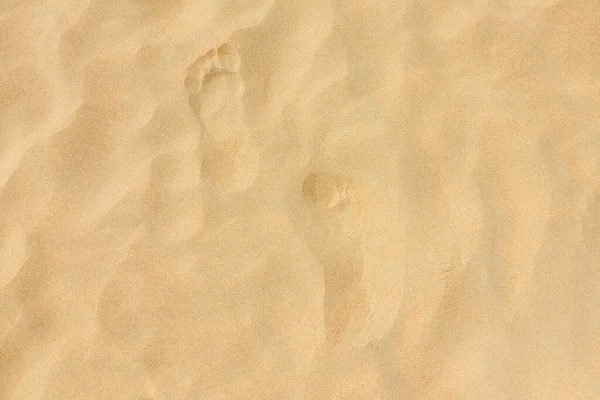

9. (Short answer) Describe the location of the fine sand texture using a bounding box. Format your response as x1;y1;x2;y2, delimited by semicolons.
1;0;600;398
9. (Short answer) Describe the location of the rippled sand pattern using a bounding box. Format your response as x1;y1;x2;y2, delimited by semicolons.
1;0;600;398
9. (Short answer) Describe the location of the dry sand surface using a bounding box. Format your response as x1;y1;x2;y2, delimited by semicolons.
1;0;600;398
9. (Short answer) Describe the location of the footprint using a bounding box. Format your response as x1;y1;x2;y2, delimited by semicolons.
186;44;259;193
300;171;404;349
301;172;370;347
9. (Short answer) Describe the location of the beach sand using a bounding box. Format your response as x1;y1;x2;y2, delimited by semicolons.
1;0;600;398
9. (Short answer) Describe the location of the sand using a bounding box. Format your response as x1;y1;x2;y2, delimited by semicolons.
0;0;599;398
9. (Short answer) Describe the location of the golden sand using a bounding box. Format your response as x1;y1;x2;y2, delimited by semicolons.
1;0;599;398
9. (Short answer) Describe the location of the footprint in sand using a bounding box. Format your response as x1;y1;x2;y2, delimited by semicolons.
301;172;370;348
301;171;403;349
185;43;259;194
